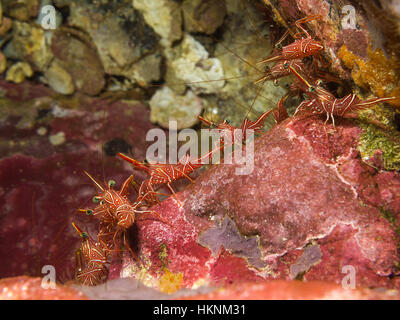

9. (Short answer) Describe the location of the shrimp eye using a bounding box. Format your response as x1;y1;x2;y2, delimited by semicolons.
143;159;149;164
100;200;105;205
86;209;93;216
316;79;323;86
92;196;100;203
276;43;282;49
81;232;88;239
283;62;289;69
108;180;116;188
264;65;270;72
308;86;316;92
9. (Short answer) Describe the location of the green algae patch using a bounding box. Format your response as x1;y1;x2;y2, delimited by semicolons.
358;107;400;171
157;243;183;294
158;243;169;270
379;207;400;239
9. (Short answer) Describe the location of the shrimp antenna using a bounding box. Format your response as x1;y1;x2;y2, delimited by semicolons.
288;65;312;88
71;222;83;236
84;171;105;192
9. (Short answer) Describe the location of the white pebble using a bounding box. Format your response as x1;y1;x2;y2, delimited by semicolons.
37;126;47;136
49;132;66;146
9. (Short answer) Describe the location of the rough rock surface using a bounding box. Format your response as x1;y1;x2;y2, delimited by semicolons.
0;276;88;300
263;0;400;107
182;0;227;35
133;0;182;47
116;116;400;290
178;280;400;300
3;21;53;72
50;28;105;96
169;34;226;95
68;0;161;86
1;0;400;300
0;80;158;282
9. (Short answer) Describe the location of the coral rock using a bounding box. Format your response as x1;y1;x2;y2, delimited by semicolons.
133;0;182;47
0;276;88;300
3;21;53;71
118;117;400;290
68;0;160;86
178;280;400;300
51;28;105;96
3;0;39;22
182;0;227;35
43;60;75;95
5;62;33;83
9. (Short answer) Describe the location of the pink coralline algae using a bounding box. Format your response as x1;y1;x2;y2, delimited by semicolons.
117;116;400;290
178;280;400;300
0;81;160;282
0;276;88;300
1;77;399;295
1;0;400;301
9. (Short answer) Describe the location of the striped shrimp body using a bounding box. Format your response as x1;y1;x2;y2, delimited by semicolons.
198;108;275;148
289;66;396;126
72;222;108;286
75;261;108;287
254;59;306;85
117;146;221;202
258;15;324;64
261;38;324;63
78;172;135;224
79;172;162;252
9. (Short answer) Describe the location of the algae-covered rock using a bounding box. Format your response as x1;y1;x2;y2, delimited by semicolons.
3;21;52;71
0;17;13;36
50;28;105;96
6;61;33;83
182;0;227;35
358;121;400;171
0;52;7;74
133;0;182;47
107;116;400;291
3;0;39;22
43;60;75;95
68;0;161;86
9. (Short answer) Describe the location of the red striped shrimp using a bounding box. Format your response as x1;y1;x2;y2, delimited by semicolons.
289;65;396;126
117;146;222;202
72;222;108;286
258;15;324;64
198;108;274;147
